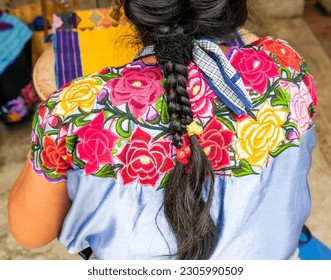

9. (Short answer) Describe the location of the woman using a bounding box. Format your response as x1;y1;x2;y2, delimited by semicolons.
8;0;317;260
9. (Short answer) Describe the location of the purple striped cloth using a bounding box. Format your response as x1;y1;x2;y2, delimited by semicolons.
54;29;83;87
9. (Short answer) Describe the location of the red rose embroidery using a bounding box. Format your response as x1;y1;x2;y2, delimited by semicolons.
197;118;234;170
41;135;72;174
75;111;120;176
230;48;280;94
107;67;164;118
260;39;302;72
117;126;175;187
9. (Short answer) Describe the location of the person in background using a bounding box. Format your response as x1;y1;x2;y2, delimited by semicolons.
8;0;317;260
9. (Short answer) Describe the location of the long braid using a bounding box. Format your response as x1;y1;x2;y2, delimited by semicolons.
122;0;248;260
154;29;193;148
154;30;217;260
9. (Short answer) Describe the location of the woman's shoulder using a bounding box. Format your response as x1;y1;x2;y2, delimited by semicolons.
225;35;317;122
208;36;318;173
31;61;167;183
228;36;309;77
41;61;164;120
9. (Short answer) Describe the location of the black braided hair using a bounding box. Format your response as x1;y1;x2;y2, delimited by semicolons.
121;0;248;260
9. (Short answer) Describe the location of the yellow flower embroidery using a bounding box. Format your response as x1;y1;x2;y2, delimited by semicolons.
235;101;287;168
54;78;102;118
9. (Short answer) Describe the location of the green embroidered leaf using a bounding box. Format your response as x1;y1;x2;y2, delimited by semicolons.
246;110;258;121
72;150;85;169
37;124;43;140
280;67;292;79
94;164;116;178
155;96;163;111
271;87;290;108
232;160;258;177
116;117;132;138
66;135;77;151
98;73;119;82
45;130;60;136
46;101;57;111
74;115;91;127
148;115;161;125
216;116;235;132
282;122;299;132
160;98;170;124
158;171;171;189
32;114;38;130
269;142;299;158
252;93;267;104
308;103;315;115
104;110;114;119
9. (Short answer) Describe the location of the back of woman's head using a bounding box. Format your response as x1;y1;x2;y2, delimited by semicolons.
119;0;248;260
121;0;247;43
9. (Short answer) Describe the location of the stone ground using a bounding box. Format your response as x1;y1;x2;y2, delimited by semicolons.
0;3;331;260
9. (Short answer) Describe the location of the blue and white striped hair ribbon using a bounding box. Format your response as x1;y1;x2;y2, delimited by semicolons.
135;37;252;116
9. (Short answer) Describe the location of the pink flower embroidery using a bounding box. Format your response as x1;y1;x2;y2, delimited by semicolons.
187;62;217;118
288;82;313;135
75;111;120;175
117;126;175;187
230;48;280;94
107;67;164;118
38;103;59;129
303;75;317;107
197;118;234;170
233;112;252;122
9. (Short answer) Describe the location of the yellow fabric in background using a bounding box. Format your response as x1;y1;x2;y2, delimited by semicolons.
74;9;142;75
78;23;140;75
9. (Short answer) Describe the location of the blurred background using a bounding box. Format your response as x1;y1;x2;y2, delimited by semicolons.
0;0;330;259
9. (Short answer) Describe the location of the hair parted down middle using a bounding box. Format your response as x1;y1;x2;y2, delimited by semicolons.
120;0;248;260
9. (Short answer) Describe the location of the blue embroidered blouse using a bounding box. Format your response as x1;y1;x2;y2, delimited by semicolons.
30;37;317;259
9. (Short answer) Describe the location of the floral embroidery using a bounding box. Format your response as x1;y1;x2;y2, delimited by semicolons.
230;48;280;94
257;38;302;72
235;101;287;168
75;111;120;176
55;78;102;118
117;126;175;186
39;104;59;129
41;135;73;174
187;62;217;118
287;82;314;135
30;38;316;185
303;74;318;107
107;67;164;118
198;118;234;170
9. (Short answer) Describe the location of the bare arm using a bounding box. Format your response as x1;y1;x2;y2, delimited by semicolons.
8;155;71;248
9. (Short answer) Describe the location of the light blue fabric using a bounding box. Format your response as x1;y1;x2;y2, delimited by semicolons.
59;126;315;260
0;13;32;75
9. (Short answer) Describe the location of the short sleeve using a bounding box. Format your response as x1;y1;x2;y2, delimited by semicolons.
30;94;73;182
